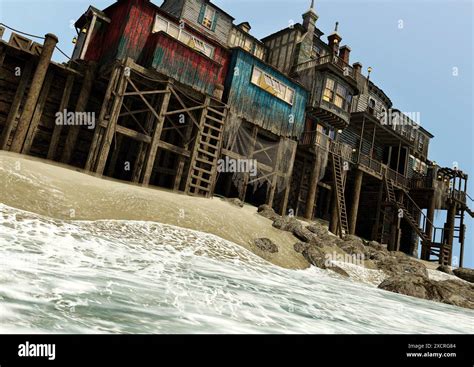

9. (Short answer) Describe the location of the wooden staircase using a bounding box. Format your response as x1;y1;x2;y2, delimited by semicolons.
332;153;349;238
384;177;431;244
383;176;456;265
185;97;227;197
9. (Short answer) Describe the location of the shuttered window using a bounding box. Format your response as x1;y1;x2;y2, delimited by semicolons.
152;15;214;58
323;77;352;112
251;66;295;105
199;5;217;31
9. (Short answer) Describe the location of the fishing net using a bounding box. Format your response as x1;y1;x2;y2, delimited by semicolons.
221;112;297;198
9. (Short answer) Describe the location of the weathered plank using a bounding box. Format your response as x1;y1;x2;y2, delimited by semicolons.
61;63;96;163
0;59;35;150
47;74;75;159
22;70;55;153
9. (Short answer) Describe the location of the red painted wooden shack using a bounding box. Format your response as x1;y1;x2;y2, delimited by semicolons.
73;0;229;97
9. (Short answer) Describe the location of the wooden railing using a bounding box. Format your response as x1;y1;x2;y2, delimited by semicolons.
294;54;356;79
301;130;413;189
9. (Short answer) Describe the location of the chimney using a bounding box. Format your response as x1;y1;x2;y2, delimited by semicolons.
238;22;251;33
339;45;351;64
327;22;342;55
352;62;362;74
296;0;319;64
302;0;318;31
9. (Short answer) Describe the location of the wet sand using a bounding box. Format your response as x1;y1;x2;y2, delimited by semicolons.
0;152;309;270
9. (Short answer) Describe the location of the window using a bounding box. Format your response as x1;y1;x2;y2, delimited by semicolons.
368;98;376;114
323;77;352;112
201;5;216;30
251;66;295;105
323;78;335;102
152;15;214;58
335;84;347;109
418;134;425;151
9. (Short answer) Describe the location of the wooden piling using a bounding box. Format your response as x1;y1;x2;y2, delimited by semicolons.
304;154;322;220
10;33;58;153
47;74;75;159
0;59;35;150
141;86;172;185
61;63;96;163
349;169;363;234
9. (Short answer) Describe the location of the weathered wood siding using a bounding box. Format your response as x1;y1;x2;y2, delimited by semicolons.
160;0;186;18
181;0;233;46
263;29;300;74
224;48;308;138
146;32;222;95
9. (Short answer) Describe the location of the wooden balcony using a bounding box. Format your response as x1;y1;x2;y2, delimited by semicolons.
300;130;410;189
293;54;357;83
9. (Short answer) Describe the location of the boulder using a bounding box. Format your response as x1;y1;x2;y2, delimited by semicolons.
257;204;280;221
225;198;244;207
301;246;327;269
379;274;474;310
367;240;388;253
375;253;428;278
252;238;279;253
339;235;367;256
453;268;474;283
329;265;350;278
293;242;310;254
272;216;301;232
436;265;454;275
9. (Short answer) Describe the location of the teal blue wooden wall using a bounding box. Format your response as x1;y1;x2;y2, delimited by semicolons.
225;48;308;138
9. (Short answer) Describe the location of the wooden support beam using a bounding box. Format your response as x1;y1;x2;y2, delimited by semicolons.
85;66;121;171
422;194;436;260
47;74;75;160
174;120;194;191
349;169;364;234
106;134;123;177
280;142;297;216
239;125;258;201
22;71;54;153
267;138;285;207
132;95;159;183
10;33;58;153
0;59;34;150
169;87;201;129
371;179;385;241
141;88;172;185
94;68;128;175
305;151;323;220
61;63;96;163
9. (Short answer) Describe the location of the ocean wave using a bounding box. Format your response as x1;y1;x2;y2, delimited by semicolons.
0;203;473;334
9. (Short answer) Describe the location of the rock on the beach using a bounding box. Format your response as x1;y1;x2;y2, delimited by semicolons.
257;204;280;221
453;268;474;283
252;238;279;253
328;265;350;278
339;235;367;256
379;275;474;310
436;265;454;275
225;198;244;208
301;246;327;269
293;242;310;254
374;253;428;278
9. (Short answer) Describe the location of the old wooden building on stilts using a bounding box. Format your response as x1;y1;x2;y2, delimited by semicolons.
0;0;471;266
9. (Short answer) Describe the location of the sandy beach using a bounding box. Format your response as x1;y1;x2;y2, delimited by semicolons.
0;151;309;270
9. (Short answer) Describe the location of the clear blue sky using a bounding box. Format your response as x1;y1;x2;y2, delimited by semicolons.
1;0;472;268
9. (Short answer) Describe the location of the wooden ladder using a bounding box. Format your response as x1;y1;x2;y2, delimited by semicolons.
384;176;431;245
185;97;227;197
332;153;349;237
